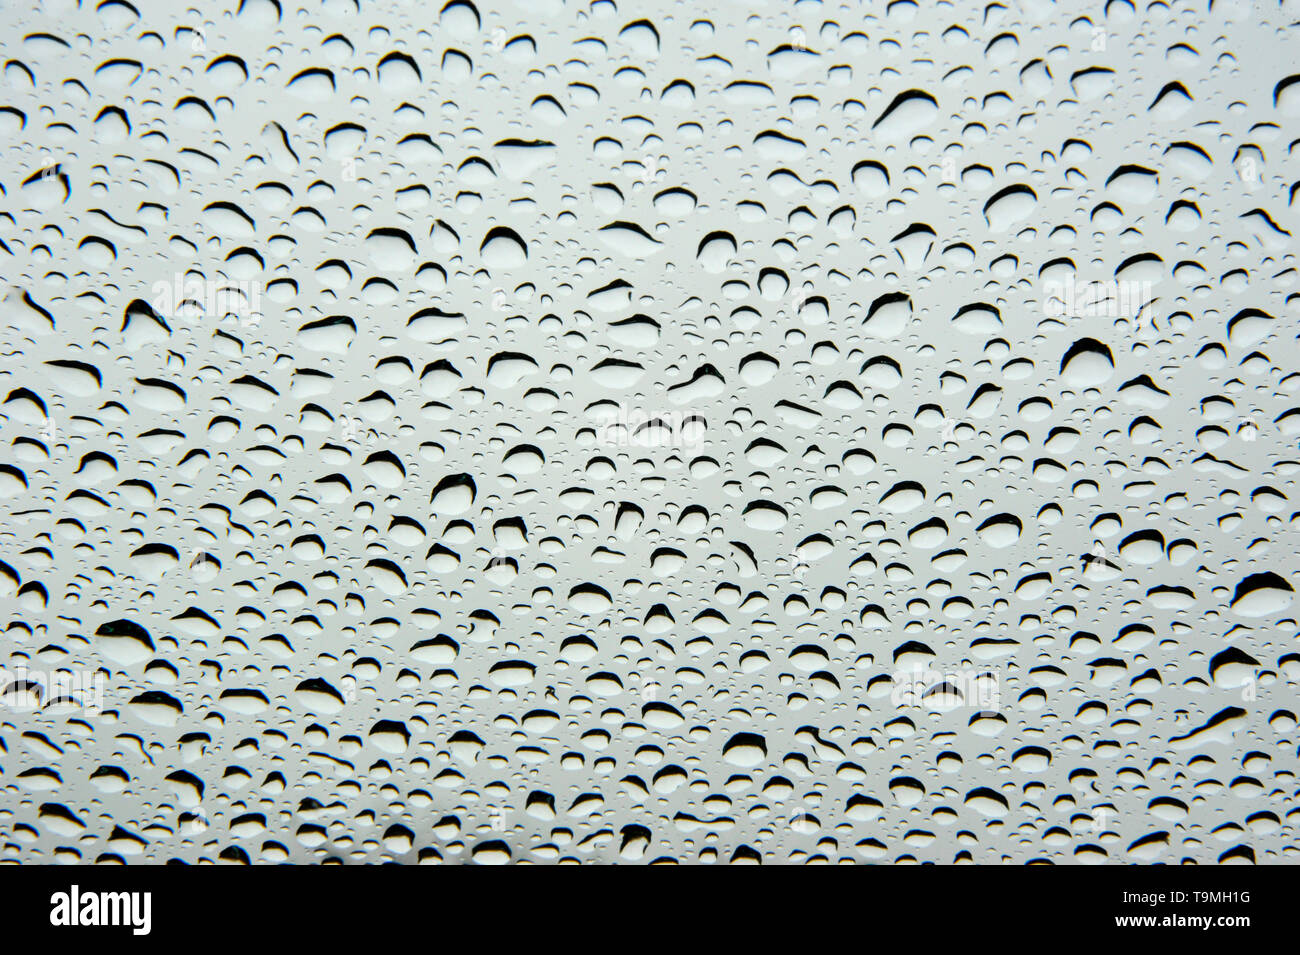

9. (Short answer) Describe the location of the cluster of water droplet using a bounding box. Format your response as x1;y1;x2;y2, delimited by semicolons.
0;0;1297;863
